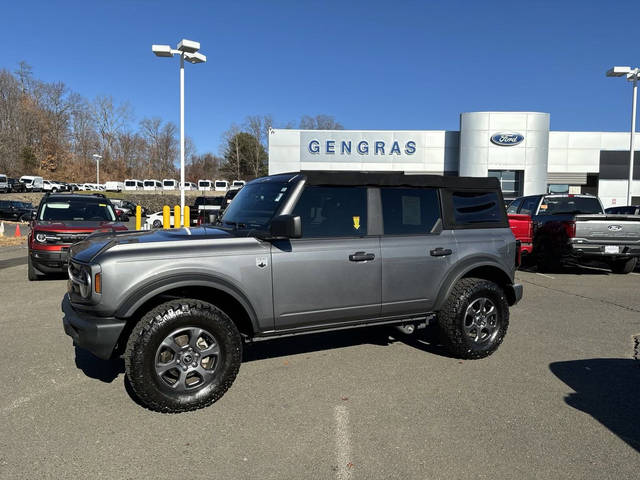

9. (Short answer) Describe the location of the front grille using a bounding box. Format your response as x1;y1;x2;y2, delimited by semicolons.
42;232;90;244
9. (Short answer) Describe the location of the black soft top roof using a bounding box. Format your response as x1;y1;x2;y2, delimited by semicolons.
301;171;499;189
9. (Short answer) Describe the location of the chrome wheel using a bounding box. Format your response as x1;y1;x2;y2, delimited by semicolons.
154;327;221;392
463;297;499;345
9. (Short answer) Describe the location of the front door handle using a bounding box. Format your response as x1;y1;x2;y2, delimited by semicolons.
349;251;375;262
430;248;453;257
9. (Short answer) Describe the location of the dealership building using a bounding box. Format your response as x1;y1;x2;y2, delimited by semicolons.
268;111;640;208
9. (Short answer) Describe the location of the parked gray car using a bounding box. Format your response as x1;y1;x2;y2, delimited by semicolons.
62;171;522;412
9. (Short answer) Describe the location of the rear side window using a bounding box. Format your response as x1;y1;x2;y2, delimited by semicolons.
293;186;367;237
519;197;540;215
506;198;522;214
447;190;506;227
381;188;441;235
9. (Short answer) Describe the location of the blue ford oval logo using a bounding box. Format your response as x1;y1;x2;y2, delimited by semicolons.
491;132;524;146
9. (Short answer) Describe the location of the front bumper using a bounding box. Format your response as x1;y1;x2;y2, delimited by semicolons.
61;294;126;360
30;248;70;272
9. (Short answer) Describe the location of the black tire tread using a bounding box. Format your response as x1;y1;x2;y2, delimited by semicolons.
124;299;242;413
611;257;637;274
437;277;509;360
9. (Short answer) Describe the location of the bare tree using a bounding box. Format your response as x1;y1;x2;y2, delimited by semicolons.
299;114;344;130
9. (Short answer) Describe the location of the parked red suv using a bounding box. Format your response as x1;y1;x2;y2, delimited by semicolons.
28;194;128;280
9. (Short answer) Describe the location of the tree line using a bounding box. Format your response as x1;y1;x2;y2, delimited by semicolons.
0;62;344;183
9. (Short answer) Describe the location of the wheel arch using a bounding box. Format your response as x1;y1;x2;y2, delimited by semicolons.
114;275;259;351
434;258;516;310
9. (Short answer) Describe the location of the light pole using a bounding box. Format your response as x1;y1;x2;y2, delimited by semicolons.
606;66;640;205
93;154;102;186
152;39;206;220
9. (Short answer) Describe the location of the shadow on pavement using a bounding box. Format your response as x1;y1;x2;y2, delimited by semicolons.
243;326;394;362
74;346;124;383
549;358;640;453
243;325;454;362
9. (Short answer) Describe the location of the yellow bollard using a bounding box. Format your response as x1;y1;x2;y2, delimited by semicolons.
163;205;170;229
173;205;180;228
183;206;190;227
135;205;142;230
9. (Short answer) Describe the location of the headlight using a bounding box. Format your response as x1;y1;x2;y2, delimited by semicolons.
35;232;47;243
78;269;92;298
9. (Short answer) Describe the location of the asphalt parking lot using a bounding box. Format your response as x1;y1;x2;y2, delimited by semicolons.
1;251;639;479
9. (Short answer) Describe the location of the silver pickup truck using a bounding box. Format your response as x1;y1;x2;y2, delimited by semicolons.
509;194;640;272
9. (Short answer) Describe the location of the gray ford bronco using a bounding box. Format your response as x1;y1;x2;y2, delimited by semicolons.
62;171;522;412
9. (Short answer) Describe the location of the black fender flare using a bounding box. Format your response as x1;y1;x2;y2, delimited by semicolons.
115;272;260;332
433;256;515;310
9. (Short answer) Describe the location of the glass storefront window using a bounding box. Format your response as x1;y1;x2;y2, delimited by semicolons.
488;170;523;199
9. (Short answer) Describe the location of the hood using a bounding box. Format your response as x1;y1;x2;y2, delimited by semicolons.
70;226;234;263
34;221;126;232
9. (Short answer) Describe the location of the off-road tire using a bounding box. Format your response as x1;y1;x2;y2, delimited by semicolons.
28;256;40;281
125;299;242;413
437;277;509;359
611;257;637;274
535;237;562;272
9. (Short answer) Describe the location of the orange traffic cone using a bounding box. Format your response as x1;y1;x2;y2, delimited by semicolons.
14;223;21;237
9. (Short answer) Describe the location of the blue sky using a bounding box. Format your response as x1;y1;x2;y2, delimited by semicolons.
1;0;639;154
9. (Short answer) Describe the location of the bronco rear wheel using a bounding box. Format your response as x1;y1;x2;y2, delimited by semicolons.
125;299;242;413
437;278;509;359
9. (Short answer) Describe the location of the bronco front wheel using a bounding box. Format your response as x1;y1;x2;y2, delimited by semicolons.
125;299;242;413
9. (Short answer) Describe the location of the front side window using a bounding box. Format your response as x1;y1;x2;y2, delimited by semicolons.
292;186;367;238
39;200;116;222
450;191;503;226
381;187;440;235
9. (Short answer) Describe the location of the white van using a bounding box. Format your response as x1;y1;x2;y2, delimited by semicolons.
181;181;197;190
198;179;212;191
163;179;178;190
143;179;162;191
214;180;229;192
124;179;143;191
230;180;245;190
105;181;125;192
20;175;44;192
0;174;8;193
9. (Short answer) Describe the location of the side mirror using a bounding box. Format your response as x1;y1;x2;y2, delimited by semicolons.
31;211;37;221
270;214;302;239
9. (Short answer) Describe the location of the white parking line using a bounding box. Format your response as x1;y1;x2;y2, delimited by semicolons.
536;272;555;279
334;405;352;480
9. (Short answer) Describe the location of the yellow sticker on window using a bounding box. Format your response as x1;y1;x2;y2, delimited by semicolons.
539;204;548;210
353;216;360;230
99;203;106;207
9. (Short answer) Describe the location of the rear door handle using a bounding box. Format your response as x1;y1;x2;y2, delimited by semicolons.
349;251;375;262
430;248;453;257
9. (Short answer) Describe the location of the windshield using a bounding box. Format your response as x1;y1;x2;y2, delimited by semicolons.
220;182;290;229
125;181;135;186
39;199;116;221
215;181;227;187
538;196;603;215
163;180;174;186
233;181;243;186
199;181;210;186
